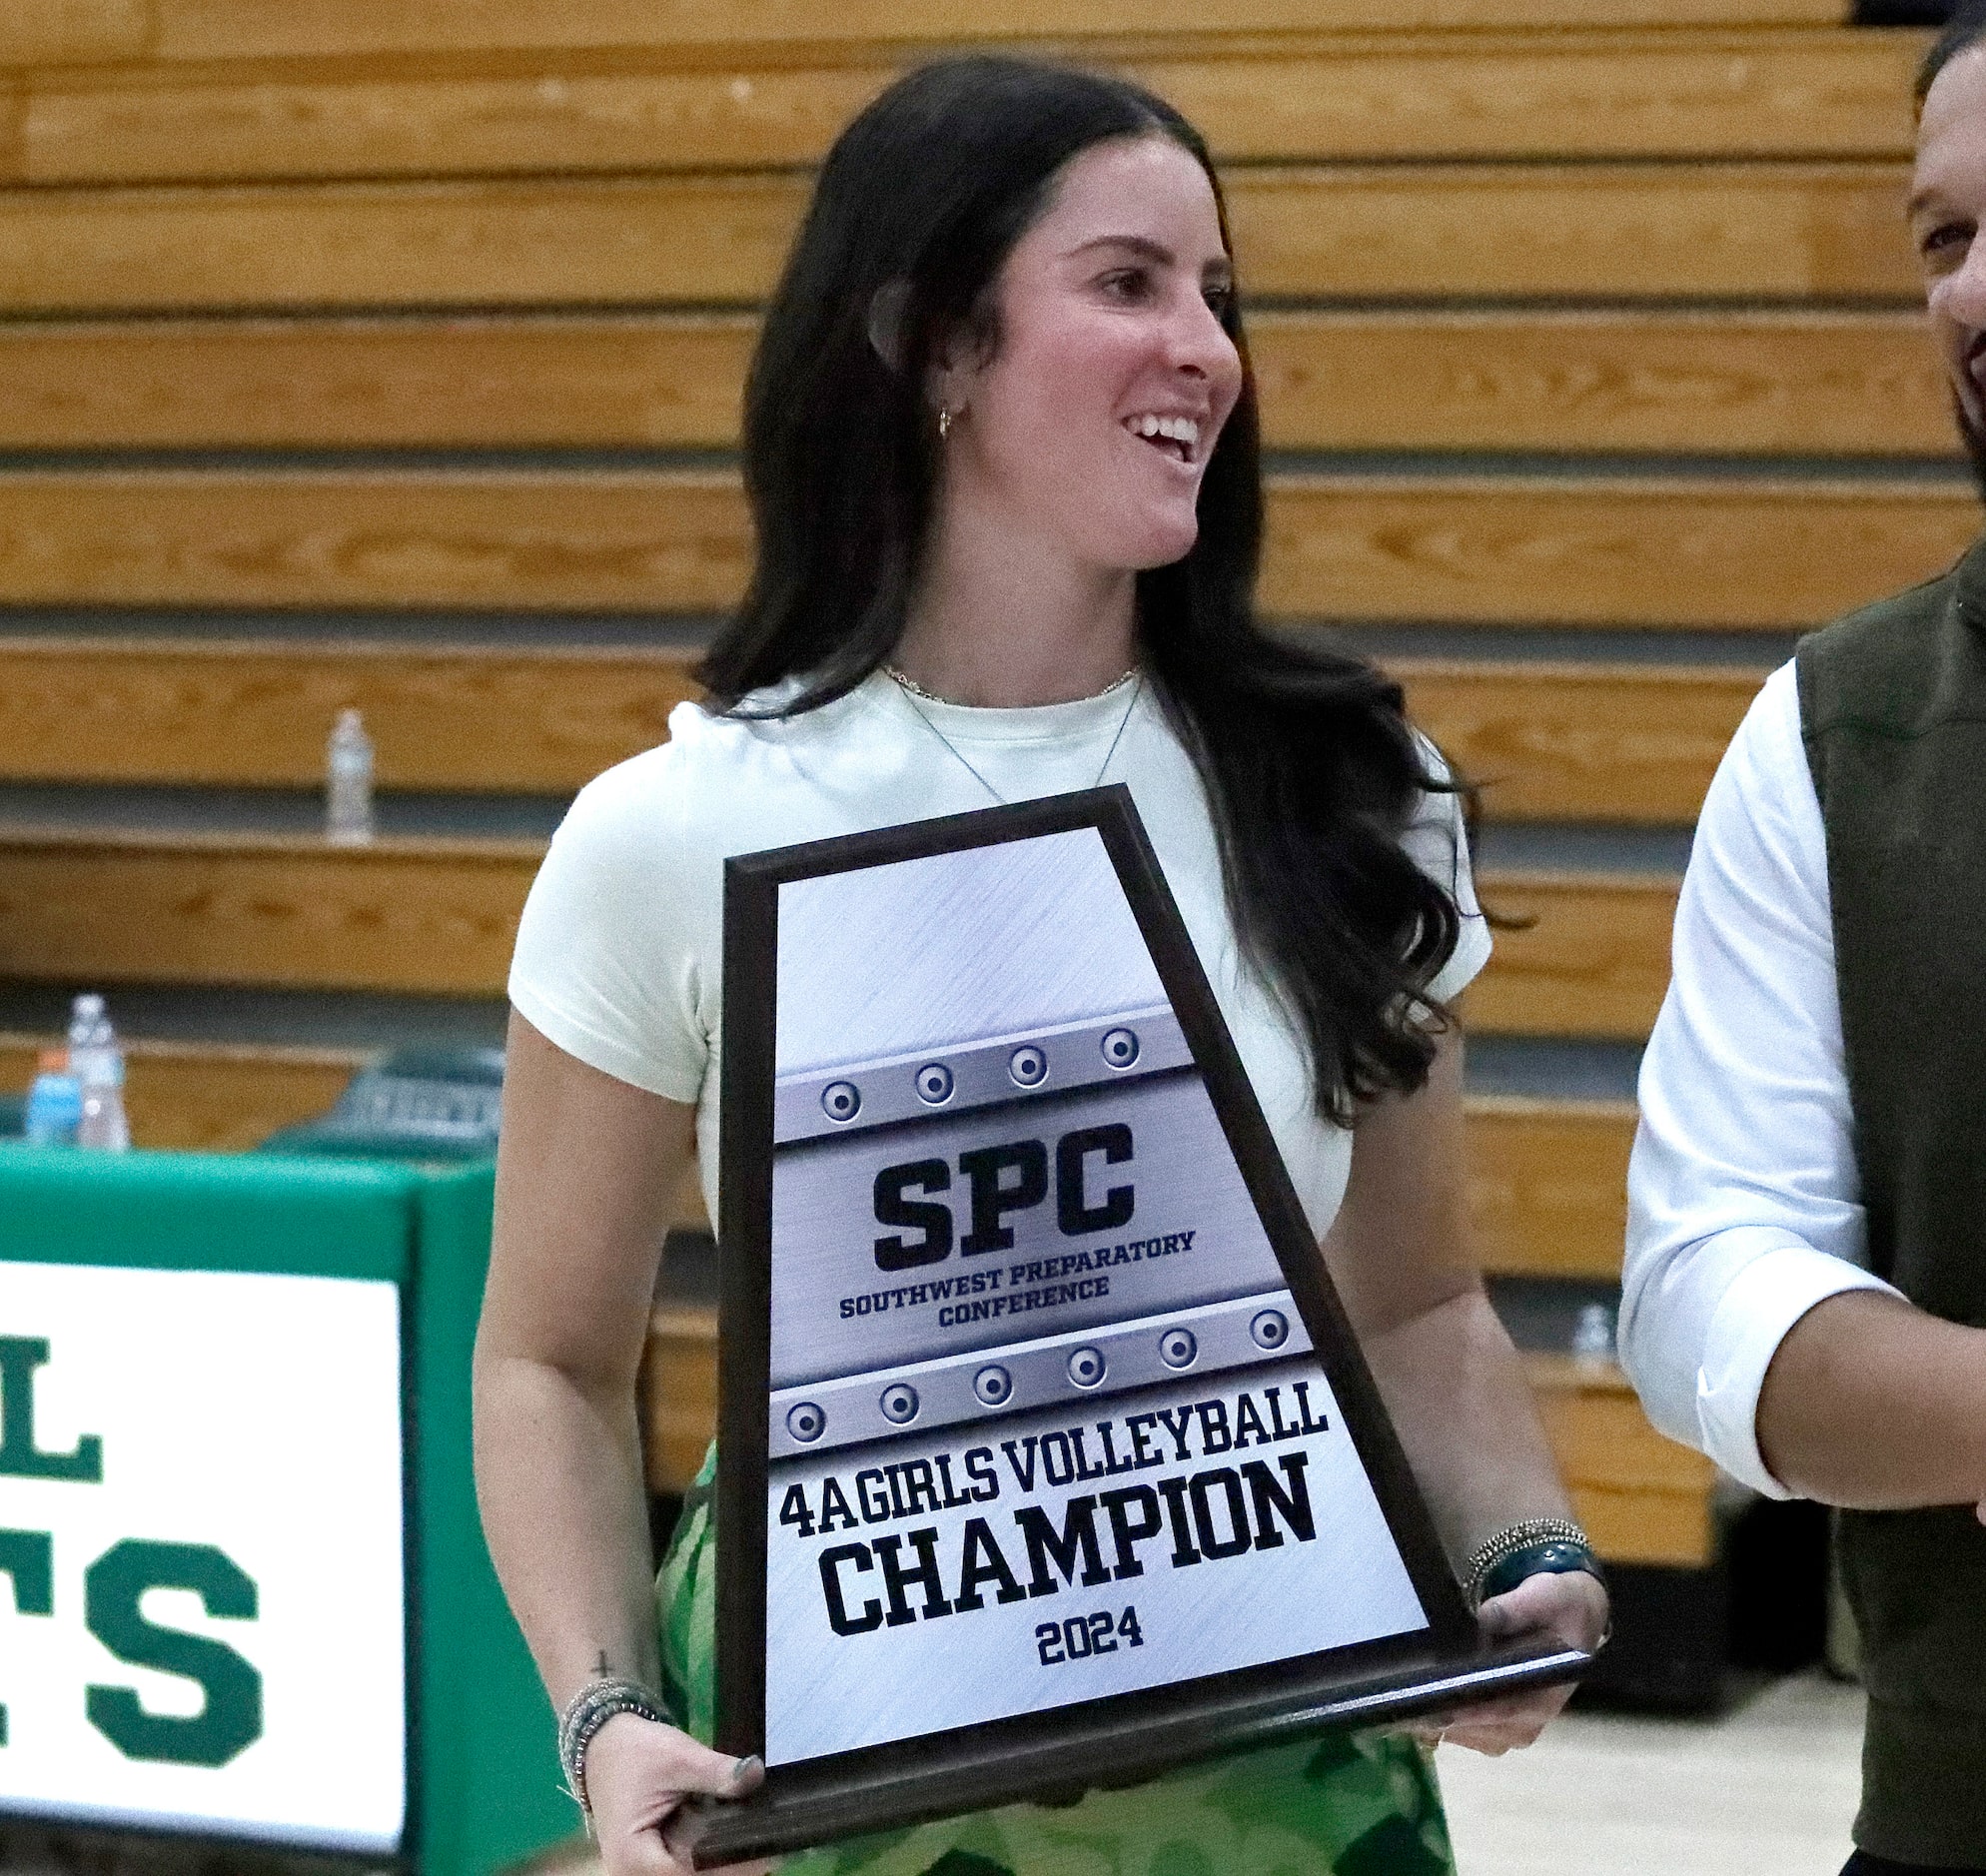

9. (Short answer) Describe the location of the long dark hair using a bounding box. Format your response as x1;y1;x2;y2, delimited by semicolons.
698;55;1463;1124
1920;2;1986;107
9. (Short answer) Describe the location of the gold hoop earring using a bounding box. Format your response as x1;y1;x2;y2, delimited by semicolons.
937;407;952;441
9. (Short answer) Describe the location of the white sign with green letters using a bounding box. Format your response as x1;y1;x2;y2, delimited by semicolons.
0;1261;406;1851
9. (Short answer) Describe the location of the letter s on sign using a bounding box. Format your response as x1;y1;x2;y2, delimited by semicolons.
85;1539;263;1768
873;1160;954;1271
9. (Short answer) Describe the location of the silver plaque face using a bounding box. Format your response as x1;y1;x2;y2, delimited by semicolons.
754;825;1427;1764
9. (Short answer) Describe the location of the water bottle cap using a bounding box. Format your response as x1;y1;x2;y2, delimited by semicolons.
1569;1301;1616;1363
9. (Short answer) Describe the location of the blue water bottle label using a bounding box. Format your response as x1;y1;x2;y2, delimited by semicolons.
25;1073;83;1147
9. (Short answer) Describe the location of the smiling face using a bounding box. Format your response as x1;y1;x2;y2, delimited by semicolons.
936;134;1246;576
1912;45;1986;478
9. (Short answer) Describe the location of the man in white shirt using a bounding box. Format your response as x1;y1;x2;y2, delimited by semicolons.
1625;10;1986;1873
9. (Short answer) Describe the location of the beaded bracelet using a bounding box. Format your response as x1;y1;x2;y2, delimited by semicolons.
557;1674;669;1827
1463;1517;1603;1611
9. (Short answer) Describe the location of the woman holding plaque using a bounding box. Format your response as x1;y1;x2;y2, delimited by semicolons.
478;56;1608;1876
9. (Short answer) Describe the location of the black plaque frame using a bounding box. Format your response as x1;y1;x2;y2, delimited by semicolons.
695;788;1589;1866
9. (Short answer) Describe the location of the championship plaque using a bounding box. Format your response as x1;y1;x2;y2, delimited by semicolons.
693;789;1588;1864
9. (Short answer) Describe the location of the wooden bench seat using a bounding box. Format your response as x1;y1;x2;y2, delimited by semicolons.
0;824;1676;1034
1467;870;1680;1041
1400;660;1764;825
0;637;702;794
1469;1094;1635;1283
0;28;1916;184
0;469;1964;626
94;0;1855;70
0;162;1912;315
1526;1353;1717;1566
0;1030;362;1151
0;636;1761;825
0;310;1946;458
0;828;538;996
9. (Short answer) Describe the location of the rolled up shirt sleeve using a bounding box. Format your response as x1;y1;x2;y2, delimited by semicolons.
1621;661;1901;1497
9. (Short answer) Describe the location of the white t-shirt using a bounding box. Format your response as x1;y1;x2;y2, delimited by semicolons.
508;670;1490;1238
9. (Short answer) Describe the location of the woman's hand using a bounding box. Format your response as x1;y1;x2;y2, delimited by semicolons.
584;1712;771;1876
1404;1568;1609;1757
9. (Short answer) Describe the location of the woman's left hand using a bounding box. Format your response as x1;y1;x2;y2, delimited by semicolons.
1403;1568;1609;1757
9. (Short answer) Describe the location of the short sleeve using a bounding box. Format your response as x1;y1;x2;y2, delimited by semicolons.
1400;748;1492;1008
507;744;710;1104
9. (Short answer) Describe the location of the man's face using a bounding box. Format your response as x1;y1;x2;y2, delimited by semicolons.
1912;45;1986;485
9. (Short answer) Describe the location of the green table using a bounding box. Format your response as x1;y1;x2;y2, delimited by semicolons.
0;1147;570;1875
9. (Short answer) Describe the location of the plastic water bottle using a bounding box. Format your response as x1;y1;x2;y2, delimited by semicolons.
24;1050;82;1147
1570;1301;1616;1372
69;993;130;1153
327;708;376;845
66;993;104;1081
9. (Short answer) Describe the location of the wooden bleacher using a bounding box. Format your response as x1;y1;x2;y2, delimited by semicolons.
0;637;1752;818
0;309;1950;456
0;0;1956;1577
0;829;1676;1037
0;470;1969;620
0;1033;362;1151
0;164;1920;309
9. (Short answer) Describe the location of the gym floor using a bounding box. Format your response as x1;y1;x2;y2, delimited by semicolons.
1439;1670;1865;1875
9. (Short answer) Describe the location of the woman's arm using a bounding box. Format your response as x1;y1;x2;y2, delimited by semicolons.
1327;1026;1568;1554
475;1012;765;1875
1323;1026;1608;1753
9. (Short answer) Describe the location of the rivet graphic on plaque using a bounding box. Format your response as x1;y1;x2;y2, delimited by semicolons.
1066;1347;1107;1389
1250;1310;1289;1351
880;1383;920;1423
1008;1045;1048;1087
1158;1327;1198;1369
914;1063;954;1104
821;1081;860;1122
786;1402;826;1441
973;1365;1013;1406
1100;1028;1139;1069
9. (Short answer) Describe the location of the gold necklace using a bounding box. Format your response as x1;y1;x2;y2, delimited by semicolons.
881;663;1138;706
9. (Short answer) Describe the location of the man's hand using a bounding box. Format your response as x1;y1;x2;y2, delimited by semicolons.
583;1712;770;1876
1403;1569;1608;1757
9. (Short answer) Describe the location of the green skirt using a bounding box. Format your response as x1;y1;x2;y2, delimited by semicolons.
655;1450;1456;1876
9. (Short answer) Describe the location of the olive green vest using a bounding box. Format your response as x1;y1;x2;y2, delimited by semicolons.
1797;533;1986;1867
